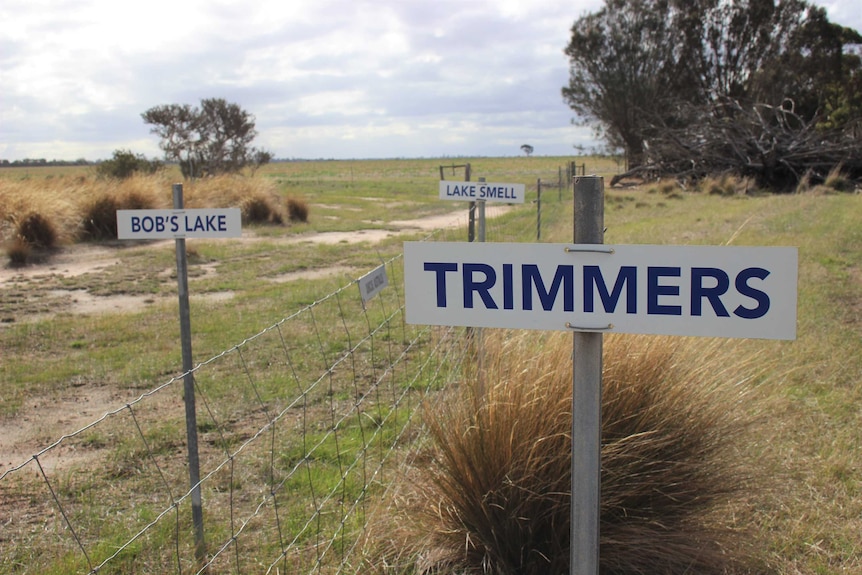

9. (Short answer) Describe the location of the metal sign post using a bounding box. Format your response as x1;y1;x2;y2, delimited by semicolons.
172;183;206;564
116;184;245;565
570;176;604;575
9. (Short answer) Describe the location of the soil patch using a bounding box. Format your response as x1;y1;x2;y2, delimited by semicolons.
0;385;125;474
269;265;359;283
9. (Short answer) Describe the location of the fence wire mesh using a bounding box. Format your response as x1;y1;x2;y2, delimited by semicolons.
1;191;574;575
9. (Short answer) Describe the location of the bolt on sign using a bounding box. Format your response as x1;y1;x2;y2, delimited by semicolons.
358;264;389;304
117;208;242;239
439;181;526;203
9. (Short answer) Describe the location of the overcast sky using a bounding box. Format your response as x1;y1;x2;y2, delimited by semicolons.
1;0;859;162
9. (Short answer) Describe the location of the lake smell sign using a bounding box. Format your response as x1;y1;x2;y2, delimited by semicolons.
117;208;242;239
439;180;526;203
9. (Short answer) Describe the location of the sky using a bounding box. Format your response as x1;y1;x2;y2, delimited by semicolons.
1;0;860;162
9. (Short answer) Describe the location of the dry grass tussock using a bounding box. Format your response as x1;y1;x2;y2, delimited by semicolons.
795;164;857;194
182;175;289;224
362;331;769;575
0;177;82;262
2;174;304;261
698;173;757;196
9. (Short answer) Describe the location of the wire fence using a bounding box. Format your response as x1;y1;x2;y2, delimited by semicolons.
0;188;575;575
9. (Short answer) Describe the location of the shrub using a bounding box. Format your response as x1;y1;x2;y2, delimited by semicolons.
286;197;309;223
96;149;162;180
363;332;764;575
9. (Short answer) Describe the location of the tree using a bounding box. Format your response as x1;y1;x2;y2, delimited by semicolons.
520;144;534;156
562;0;690;167
563;0;862;183
142;98;271;179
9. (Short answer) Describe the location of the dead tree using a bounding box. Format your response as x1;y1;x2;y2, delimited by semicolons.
610;98;862;191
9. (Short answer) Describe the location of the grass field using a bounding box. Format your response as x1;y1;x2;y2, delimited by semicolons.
1;156;861;573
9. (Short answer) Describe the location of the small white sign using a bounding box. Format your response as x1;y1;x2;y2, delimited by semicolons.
404;241;797;340
439;181;526;204
117;209;242;239
358;264;389;304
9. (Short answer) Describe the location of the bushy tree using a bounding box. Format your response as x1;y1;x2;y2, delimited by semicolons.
563;0;862;184
142;98;272;179
96;149;162;179
562;0;690;167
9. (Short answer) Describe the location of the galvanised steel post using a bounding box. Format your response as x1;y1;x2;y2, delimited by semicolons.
571;176;604;575
173;183;206;564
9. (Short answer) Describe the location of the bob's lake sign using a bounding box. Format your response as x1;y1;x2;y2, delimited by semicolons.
117;208;242;239
439;180;526;203
404;241;797;340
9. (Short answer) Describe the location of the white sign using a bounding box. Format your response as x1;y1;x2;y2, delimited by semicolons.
404;241;797;340
439;181;526;204
117;209;242;239
358;264;389;304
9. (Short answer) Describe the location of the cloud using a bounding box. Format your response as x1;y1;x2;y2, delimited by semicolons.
1;0;858;161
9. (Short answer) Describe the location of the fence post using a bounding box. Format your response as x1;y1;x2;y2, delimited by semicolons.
559;168;563;202
570;176;604;575
559;166;563;201
536;178;542;241
467;164;475;242
173;183;206;565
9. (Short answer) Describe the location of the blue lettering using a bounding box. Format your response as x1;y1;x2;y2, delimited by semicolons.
734;268;770;319
522;265;574;311
691;268;730;317
131;216;141;232
463;263;498;309
648;267;682;315
424;262;458;307
477;186;516;200
185;215;207;232
584;265;637;313
448;184;476;197
217;214;227;231
503;263;514;310
170;215;179;232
